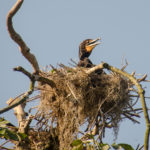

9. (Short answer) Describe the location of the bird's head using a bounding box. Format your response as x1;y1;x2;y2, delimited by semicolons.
79;38;101;60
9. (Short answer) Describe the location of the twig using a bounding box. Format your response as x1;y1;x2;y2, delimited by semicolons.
0;81;34;115
137;74;147;82
96;112;106;141
7;92;25;105
67;83;78;101
136;144;144;150
70;58;78;65
6;0;39;73
86;63;105;74
144;80;150;82
124;111;140;118
86;99;106;132
121;58;128;71
22;115;33;133
14;66;56;88
27;95;41;102
122;113;140;124
29;106;38;113
0;140;10;148
131;71;136;76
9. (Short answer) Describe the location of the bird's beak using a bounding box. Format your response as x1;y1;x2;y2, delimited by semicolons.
88;38;101;47
86;38;101;52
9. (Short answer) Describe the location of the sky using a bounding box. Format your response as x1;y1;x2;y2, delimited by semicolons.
0;0;150;148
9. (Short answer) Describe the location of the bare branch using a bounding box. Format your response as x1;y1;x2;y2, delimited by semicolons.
85;63;105;74
14;66;56;88
6;0;39;73
122;113;140;124
7;98;33;134
121;58;128;71
131;71;136;76
0;82;34;115
137;74;147;82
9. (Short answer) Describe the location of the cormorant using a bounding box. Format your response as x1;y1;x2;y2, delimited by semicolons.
78;38;101;68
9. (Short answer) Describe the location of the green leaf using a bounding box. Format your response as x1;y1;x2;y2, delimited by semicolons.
99;143;110;150
72;144;83;150
112;143;134;150
118;143;134;150
0;128;19;141
0;128;7;136
51;69;55;73
112;143;119;149
0;117;4;121
72;139;83;150
18;132;27;140
0;120;10;128
67;70;72;73
72;139;83;146
88;134;94;139
6;129;19;141
102;145;110;150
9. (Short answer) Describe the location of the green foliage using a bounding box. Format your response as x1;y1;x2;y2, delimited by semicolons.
50;69;55;73
0;118;10;128
0;117;27;141
112;143;134;150
71;138;134;150
0;128;18;141
71;139;84;150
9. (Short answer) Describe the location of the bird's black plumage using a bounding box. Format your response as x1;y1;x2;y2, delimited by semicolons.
78;38;100;68
77;57;94;68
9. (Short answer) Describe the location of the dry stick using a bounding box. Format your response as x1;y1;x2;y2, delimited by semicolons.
14;66;56;88
86;63;105;74
5;0;40;134
0;140;10;149
138;74;147;82
6;0;39;73
0;81;34;115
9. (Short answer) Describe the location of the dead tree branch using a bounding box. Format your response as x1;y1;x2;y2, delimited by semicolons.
0;81;34;115
14;66;56;88
85;63;105;74
6;0;39;73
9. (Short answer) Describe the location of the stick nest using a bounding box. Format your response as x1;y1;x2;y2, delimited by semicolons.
35;65;136;150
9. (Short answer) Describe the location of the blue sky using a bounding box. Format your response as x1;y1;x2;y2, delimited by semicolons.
0;0;150;148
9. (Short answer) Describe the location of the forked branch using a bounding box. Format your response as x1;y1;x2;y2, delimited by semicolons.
6;0;39;73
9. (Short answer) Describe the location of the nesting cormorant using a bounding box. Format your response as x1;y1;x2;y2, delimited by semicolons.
78;38;101;68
